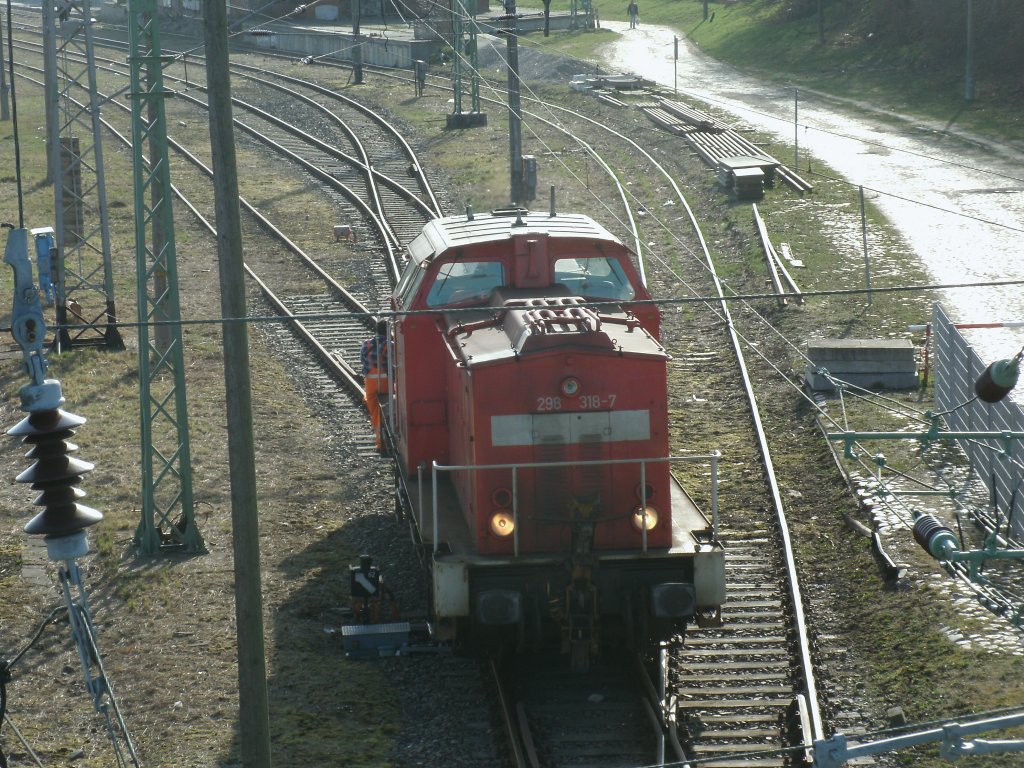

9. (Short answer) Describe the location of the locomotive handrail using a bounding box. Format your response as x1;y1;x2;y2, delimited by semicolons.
430;452;721;557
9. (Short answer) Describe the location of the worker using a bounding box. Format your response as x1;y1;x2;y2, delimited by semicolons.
361;319;390;453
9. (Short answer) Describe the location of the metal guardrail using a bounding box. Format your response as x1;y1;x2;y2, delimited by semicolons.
933;302;1024;542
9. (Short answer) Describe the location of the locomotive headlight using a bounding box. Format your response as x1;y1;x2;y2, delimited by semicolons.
631;505;659;532
490;511;516;537
560;377;580;397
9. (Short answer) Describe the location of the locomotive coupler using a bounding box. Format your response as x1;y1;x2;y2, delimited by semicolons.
563;499;599;664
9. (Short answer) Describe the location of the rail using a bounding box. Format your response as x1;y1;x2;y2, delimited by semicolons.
429;452;720;557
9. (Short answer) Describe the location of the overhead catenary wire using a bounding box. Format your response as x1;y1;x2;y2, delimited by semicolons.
380;10;1021;394
427;22;1024;624
385;12;1024;403
24;0;1024;565
0;271;1019;336
542;28;1024;189
12;6;1019;360
2;714;44;767
39;22;999;524
9;34;1024;524
9;13;1024;765
4;3;1003;327
466;19;1024;238
11;13;1024;760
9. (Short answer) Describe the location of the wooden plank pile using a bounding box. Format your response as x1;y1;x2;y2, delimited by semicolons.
731;167;765;201
596;91;629;108
639;97;814;193
656;98;730;132
716;155;776;200
638;105;690;135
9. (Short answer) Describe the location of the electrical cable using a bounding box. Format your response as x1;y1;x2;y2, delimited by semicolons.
804;166;1024;235
0;666;5;723
411;13;1024;285
385;10;1021;407
0;604;67;768
72;602;141;768
8;33;1022;524
18;12;1024;757
2;715;43;768
7;605;67;670
9;10;1024;765
538;27;1024;189
0;273;1014;334
28;0;1024;548
19;3;1019;391
310;24;1024;479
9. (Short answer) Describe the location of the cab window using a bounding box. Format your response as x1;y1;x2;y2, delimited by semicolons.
426;261;505;307
553;257;636;300
395;261;428;310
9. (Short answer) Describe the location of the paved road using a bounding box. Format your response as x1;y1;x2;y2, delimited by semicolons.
599;22;1024;359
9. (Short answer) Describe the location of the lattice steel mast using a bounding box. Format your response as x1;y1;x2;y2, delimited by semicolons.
446;0;486;128
127;0;202;554
40;0;123;350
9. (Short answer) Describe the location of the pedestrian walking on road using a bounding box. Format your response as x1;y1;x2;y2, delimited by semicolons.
627;0;639;28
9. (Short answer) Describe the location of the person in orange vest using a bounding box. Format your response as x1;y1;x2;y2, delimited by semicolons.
361;319;390;452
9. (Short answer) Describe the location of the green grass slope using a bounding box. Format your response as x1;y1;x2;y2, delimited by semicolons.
544;0;1024;142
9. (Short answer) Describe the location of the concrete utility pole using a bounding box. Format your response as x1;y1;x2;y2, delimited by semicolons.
1;4;10;121
352;0;363;84
793;88;799;170
203;2;272;765
964;0;975;101
505;0;524;204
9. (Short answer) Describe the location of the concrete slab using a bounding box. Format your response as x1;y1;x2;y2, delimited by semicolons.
807;338;916;364
805;368;921;391
805;338;919;391
806;358;916;374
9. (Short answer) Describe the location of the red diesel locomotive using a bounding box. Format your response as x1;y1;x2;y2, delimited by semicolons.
384;208;724;666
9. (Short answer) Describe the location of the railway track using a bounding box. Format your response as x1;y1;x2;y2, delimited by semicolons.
611;135;826;766
7;15;831;765
7;27;442;406
494;651;671;768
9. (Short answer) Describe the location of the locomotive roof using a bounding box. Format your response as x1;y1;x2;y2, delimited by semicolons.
447;295;667;368
409;211;624;263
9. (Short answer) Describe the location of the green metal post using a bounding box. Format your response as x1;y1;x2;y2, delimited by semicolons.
40;0;124;350
451;0;481;117
451;0;463;116
466;0;480;114
127;0;203;554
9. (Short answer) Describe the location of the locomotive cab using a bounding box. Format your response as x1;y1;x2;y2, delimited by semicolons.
387;210;724;665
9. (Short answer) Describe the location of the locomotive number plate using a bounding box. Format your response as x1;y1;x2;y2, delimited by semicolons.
536;394;617;411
